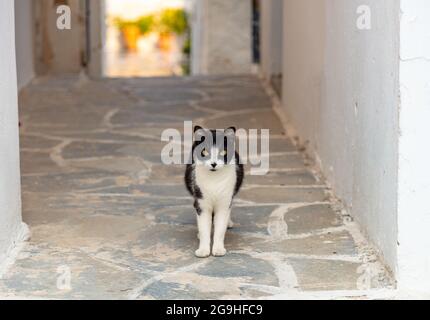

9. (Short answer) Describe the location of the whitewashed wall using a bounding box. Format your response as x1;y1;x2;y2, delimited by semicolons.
398;0;430;293
282;0;400;271
0;0;26;272
15;0;35;90
191;0;252;75
260;0;283;78
88;0;106;78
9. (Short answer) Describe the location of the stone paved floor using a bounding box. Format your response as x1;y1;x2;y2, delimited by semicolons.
0;75;393;299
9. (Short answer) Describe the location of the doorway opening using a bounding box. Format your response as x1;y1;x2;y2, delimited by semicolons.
103;0;191;77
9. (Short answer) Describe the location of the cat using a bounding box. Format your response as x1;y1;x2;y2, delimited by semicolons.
185;126;244;257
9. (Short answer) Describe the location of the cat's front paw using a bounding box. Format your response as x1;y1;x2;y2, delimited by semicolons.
212;246;227;257
195;247;210;258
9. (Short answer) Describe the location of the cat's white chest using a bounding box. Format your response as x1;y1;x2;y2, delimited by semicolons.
195;165;236;203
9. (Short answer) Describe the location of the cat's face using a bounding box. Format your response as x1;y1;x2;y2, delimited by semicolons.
192;126;236;172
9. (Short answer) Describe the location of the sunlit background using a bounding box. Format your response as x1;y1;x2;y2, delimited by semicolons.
104;0;192;77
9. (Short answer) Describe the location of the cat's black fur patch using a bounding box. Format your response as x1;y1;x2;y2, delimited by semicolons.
193;199;202;215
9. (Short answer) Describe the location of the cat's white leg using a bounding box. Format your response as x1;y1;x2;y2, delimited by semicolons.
228;218;234;229
212;207;231;256
195;209;212;258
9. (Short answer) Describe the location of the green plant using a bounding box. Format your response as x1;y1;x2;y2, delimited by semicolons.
114;9;189;36
158;8;189;35
136;15;155;35
114;15;155;36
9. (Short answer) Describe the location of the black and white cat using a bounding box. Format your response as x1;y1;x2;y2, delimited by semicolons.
185;126;244;257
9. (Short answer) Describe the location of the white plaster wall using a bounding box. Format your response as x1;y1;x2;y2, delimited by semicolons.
14;0;35;90
190;0;205;74
282;0;400;271
260;0;283;77
398;0;430;292
0;0;25;271
88;0;106;78
191;0;252;75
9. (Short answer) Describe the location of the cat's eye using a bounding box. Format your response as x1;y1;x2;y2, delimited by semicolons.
219;150;227;156
201;149;209;157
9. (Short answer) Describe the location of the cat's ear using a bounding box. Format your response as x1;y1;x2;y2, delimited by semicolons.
194;125;205;141
224;127;236;136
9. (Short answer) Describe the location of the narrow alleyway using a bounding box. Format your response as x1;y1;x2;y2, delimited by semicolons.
0;75;392;299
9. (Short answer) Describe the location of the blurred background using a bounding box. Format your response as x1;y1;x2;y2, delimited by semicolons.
104;0;191;77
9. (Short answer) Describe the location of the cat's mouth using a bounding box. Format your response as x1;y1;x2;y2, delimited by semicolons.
210;168;217;172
